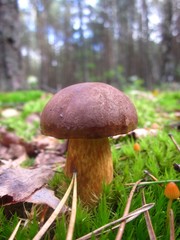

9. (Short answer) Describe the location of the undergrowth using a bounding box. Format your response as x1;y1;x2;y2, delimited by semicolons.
0;89;179;239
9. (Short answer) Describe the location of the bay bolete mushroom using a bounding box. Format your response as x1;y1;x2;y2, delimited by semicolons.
40;82;138;205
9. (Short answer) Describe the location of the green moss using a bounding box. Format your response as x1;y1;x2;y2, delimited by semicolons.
0;90;44;106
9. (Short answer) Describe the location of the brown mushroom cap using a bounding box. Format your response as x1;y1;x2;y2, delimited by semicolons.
40;82;138;139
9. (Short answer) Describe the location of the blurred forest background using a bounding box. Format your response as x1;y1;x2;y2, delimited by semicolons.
0;0;179;92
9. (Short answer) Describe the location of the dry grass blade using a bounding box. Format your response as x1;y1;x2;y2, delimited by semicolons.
170;209;175;240
115;179;142;240
32;175;75;240
8;219;22;240
77;203;154;240
142;189;156;240
66;173;77;240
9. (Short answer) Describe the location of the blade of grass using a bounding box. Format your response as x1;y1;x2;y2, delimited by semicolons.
142;189;157;240
32;174;75;240
115;179;142;240
77;203;154;240
66;173;77;240
8;219;22;240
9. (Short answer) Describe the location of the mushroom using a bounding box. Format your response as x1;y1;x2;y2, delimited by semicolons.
164;182;180;221
164;182;180;200
40;82;138;205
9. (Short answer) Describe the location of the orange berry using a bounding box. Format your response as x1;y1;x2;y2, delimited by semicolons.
133;143;141;152
164;182;180;200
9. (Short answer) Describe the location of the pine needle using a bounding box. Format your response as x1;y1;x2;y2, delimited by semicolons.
126;179;180;187
8;219;22;240
76;203;154;240
66;173;77;240
142;189;157;240
32;174;75;240
115;179;142;240
144;170;158;181
93;204;156;238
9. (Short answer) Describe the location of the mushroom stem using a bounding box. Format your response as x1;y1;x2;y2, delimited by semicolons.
167;198;173;224
65;138;113;205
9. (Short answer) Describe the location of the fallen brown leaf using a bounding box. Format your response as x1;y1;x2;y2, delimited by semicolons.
33;135;61;150
0;127;67;160
132;128;158;138
0;166;54;206
0;153;27;172
35;151;66;167
0;127;39;157
33;135;68;155
26;187;60;209
0;126;68;212
0;127;21;147
0;144;26;160
113;128;158;140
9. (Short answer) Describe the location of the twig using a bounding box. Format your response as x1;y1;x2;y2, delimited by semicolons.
169;209;175;240
76;203;154;240
32;174;75;240
66;173;77;240
8;219;22;240
168;133;180;152
115;179;142;240
142;190;156;240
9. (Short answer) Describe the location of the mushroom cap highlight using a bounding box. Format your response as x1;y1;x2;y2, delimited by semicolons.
40;82;138;139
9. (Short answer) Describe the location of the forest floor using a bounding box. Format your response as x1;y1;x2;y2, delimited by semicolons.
0;88;179;239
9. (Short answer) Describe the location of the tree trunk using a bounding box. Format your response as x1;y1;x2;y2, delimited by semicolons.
137;0;153;89
161;0;174;83
0;0;23;91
